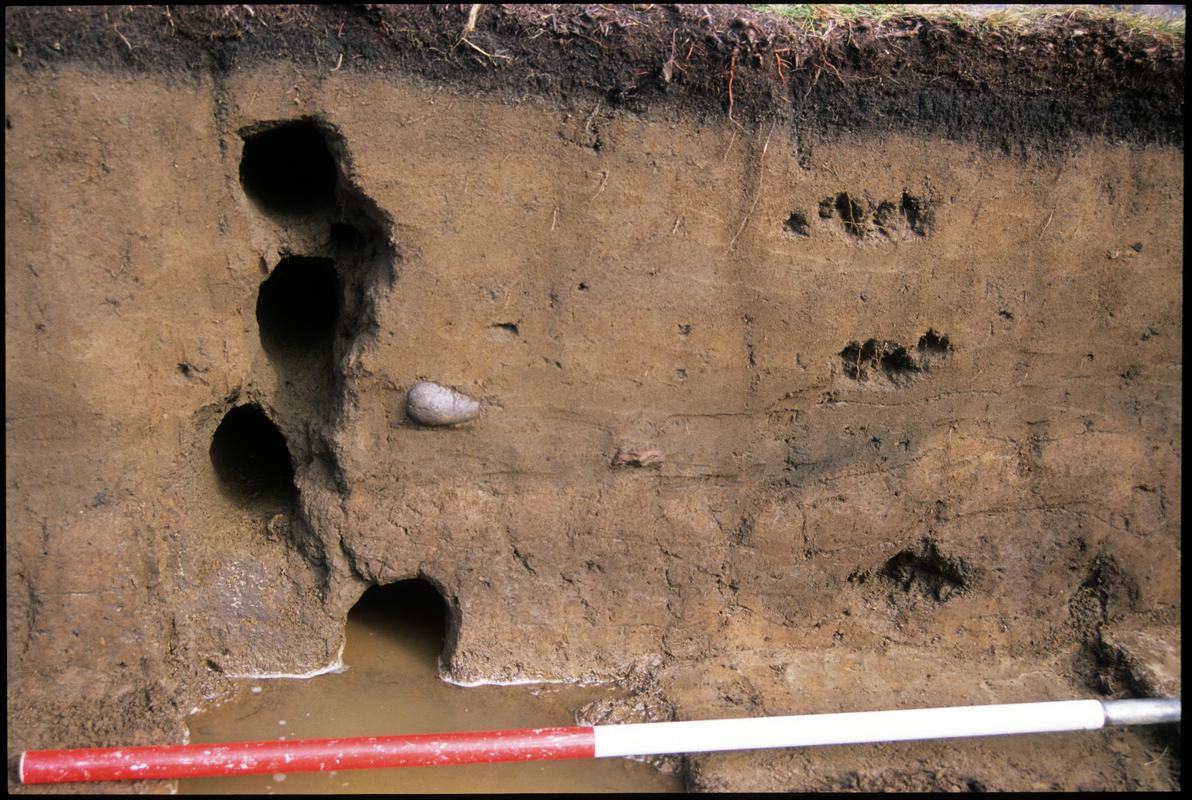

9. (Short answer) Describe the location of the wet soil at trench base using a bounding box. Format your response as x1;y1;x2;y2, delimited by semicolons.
181;581;681;794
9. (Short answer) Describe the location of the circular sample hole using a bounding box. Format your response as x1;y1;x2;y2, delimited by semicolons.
256;256;339;360
240;120;338;215
347;579;456;665
210;405;297;508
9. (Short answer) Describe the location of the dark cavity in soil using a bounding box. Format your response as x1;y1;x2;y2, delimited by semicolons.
917;329;952;367
880;539;969;602
256;256;340;361
901;191;935;236
820;191;936;240
210;404;297;509
840;330;952;385
240;119;338;215
840;339;919;385
329;221;363;248
834;192;867;238
351;578;455;664
784;211;811;237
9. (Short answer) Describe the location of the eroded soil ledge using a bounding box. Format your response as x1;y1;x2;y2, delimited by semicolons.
5;4;1183;794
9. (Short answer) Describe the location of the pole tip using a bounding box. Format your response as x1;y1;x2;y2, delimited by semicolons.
1102;697;1181;727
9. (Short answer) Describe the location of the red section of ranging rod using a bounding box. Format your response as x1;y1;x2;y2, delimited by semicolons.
19;726;597;784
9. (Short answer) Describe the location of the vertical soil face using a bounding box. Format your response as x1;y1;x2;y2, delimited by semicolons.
4;5;1183;794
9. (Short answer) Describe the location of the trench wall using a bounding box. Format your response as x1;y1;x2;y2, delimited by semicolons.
5;64;1182;792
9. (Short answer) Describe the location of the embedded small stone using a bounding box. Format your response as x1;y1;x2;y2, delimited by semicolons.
612;446;665;468
406;381;481;427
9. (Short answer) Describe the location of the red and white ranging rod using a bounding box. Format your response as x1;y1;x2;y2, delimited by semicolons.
19;697;1180;784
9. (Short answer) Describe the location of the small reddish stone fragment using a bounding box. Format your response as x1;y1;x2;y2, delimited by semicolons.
611;447;665;468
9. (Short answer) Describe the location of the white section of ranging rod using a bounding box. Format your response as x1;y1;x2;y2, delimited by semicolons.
593;700;1117;758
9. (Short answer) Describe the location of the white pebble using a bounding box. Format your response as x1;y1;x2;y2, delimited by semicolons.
406;381;481;426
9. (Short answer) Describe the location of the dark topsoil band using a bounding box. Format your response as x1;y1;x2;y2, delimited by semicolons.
4;4;1184;149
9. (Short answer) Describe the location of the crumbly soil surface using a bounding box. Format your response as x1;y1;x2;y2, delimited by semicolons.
5;4;1184;147
5;4;1182;794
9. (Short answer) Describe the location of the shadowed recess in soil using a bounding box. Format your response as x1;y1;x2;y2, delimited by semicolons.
209;404;297;510
1069;553;1142;691
847;537;974;604
350;578;456;668
818;191;936;240
783;210;811;236
839;329;952;386
240;119;338;215
256;256;340;363
880;539;971;603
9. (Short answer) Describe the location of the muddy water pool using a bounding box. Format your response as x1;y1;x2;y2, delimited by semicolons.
179;584;682;794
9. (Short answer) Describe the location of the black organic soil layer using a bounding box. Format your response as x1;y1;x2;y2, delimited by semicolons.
4;5;1184;149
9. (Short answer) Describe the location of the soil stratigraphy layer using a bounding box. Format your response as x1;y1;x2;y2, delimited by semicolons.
4;5;1183;796
4;4;1185;148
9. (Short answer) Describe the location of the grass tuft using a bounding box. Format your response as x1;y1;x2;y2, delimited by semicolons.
752;4;1185;38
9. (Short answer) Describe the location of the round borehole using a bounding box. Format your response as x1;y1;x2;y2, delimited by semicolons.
256;256;339;360
210;405;297;508
347;579;456;668
240;120;338;215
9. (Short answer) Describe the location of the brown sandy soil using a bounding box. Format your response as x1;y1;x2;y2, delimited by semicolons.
5;4;1182;793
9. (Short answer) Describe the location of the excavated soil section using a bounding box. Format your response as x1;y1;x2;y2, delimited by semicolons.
5;4;1183;794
